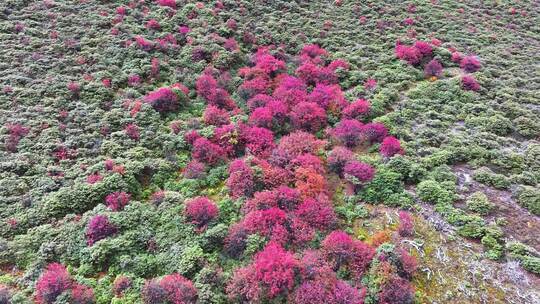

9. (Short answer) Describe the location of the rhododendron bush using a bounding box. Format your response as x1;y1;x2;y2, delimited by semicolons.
2;0;535;303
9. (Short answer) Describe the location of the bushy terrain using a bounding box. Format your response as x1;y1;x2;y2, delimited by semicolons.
0;0;539;303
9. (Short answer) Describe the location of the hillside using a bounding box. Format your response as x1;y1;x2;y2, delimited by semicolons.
0;1;539;303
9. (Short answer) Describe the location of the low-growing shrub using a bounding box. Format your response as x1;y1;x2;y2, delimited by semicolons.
185;197;219;228
466;192;493;215
416;180;454;204
515;186;540;215
85;215;118;246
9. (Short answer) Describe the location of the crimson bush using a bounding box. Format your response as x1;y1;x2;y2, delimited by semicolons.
380;136;404;157
85;215;117;246
184;197;219;228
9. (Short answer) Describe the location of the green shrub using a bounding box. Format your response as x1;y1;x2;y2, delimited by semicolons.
457;215;485;239
466;192;494;215
472;167;510;190
481;226;504;260
416;180;454;205
515;186;540;215
507;242;540;275
386;156;426;183
358;167;404;204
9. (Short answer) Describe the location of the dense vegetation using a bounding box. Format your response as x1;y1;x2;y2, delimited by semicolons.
0;0;539;303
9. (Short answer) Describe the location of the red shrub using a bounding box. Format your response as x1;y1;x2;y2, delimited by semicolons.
398;249;418;278
86;172;103;184
248;107;273;129
395;43;421;65
134;35;153;51
296;62;323;86
146;19;161;30
290;280;337;304
128;74;141;87
238;76;270;100
243;207;287;239
226;267;261;302
196;74;217;101
361;122;388;143
343;161;375;183
413;41;432;57
290;102;327;132
271;186;298;207
289;217;316;246
343;99;370;120
203;105;230;126
272;76;307;108
244;190;279;213
113;276;131;297
333;119;364;147
71;284;95;304
212;123;242;157
328;59;350;71
226;18;237;30
227;242;300;301
364;78;377;91
321;230;375;276
159;274;197;304
142;274;197;304
192;137;225;165
451;52;463;63
259;160;294;189
247;94;274;110
5;123;29;152
141;280;167;304
241;126;275;158
461;75;480;91
398;211;414;237
460;55;481;73
253;51;286;76
104;159;114;171
266;99;289;125
307;84;347;111
36;263;72;304
277;131;325;158
378;276;414;304
293;197;336;230
224;223;249;258
299;44;329;64
183;160;206;179
150;190;166;206
184;130;201;146
125;123;140;140
85;215;117;246
333;280;366;304
185;197;219;228
299;250;334;280
156;0;177;9
289;153;325;175
253;242;299;296
105;191;131;211
67;81;81;95
227;159;255;198
295;167;327;199
327;146;355;176
380;136;404;157
424;59;443;77
196;74;235;109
